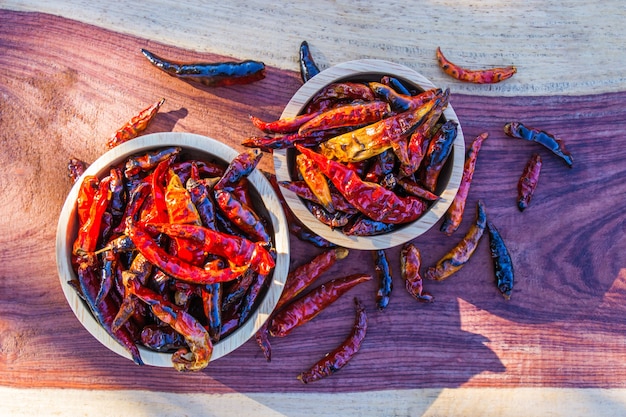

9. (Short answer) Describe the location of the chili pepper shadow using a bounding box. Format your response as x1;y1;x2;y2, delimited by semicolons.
145;107;189;134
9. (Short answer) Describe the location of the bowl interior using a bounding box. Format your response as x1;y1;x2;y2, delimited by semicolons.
56;132;289;367
273;59;465;250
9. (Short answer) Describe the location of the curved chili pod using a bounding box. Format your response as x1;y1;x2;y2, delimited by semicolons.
299;40;321;83
440;132;488;235
141;48;265;87
518;153;542;211
214;188;271;243
504;122;573;168
380;75;412;96
140;324;186;352
305;82;375;113
307;201;352;229
124;146;181;178
278;180;358;214
342;215;396;236
249;111;321;134
436;47;517;84
268;273;372;338
397;178;440;202
487;221;515;300
401;243;434;303
214;148;262;191
73;176;112;256
425;200;487;281
297;297;367;384
106;98;165;149
297;152;334;213
298;101;391;136
373;250;393;310
238;272;272;326
421;120;458;192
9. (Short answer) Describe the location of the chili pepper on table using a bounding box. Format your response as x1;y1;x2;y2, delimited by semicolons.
517;153;542;211
504;122;573;168
296;145;428;224
298;101;391;136
299;40;321;83
421;120;458;192
425;200;487;281
440;132;488;235
373;250;393;310
268;273;372;338
106;98;165;149
141;48;265;87
401;243;433;303
297;297;367;384
487;221;515;300
436;47;517;84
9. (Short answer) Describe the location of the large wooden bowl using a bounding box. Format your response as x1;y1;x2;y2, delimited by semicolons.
273;59;465;250
56;132;290;367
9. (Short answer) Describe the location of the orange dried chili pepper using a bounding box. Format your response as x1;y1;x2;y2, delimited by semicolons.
518;153;542;211
73;175;112;256
106;98;165;149
436;47;517;84
296;152;334;213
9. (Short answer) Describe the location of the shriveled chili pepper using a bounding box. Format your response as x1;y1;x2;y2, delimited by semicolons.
214;148;262;191
75;175;99;226
73;175;112;256
242;128;349;151
201;283;223;342
68;158;88;183
364;149;397;184
517;153;542;211
421;120;458;192
222;270;254;310
436;47;517;84
373;250;393;310
124;146;181;178
106;98;165;149
425;200;487;281
299;40;321;83
296;152;334;213
112;252;153;332
305;82;375;113
440;132;488;235
186;167;218;230
127;221;249;285
296;145;428;224
307;201;352;229
214;188;271;243
487;221;515;300
369;82;441;113
140;324;186;352
268;273;372;338
172;159;225;183
342;215;396;236
278;180;358;214
397;178;440;202
401;243;433;303
108;167;127;222
113;181;151;234
238;272;272;326
380;75;412;96
127;276;212;371
141;48;265;87
504;122;573;168
298;101;391;136
249;111;322;134
297;297;367;384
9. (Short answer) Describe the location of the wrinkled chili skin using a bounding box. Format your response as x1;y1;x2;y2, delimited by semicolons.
504;122;573;168
298;100;391;136
436;47;517;84
186;177;217;230
343;216;396;236
124;146;181;178
215;188;271;243
140;324;186;352
106;98;165;149
278;180;357;214
401;243;433;303
268;273;372;338
487;221;515;300
249;111;321;134
422;120;458;192
297;152;334;213
305;82;376;113
238;272;272;326
380;75;412;96
518;153;542;211
425;200;487;281
68;158;88;183
440;132;488;235
214;148;262;191
364;149;397;184
297;297;367;384
307;202;351;229
73;176;112;256
397;178;440;202
141;48;266;87
202;283;223;342
299;40;321;83
373;250;393;310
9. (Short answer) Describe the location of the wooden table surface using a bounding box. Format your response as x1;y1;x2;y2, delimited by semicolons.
1;2;626;416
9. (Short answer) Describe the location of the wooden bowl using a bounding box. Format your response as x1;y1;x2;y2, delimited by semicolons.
273;59;465;250
56;132;289;367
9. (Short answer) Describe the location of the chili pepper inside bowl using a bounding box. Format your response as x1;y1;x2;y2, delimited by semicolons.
273;59;465;250
56;132;289;370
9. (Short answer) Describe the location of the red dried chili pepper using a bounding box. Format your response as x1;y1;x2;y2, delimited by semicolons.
440;132;488;235
363;149;396;184
425;200;487;281
296;145;428;224
68;158;88;183
305;82;375;113
380;75;412;95
278;180;358;214
296;152;334;213
517;153;542;211
124;146;180;178
369;82;441;113
249;111;322;134
436;47;517;84
421;120;458;192
186;177;217;230
487;221;515;300
298;101;391;136
73;175;112;256
299;40;321;83
111;252;153;332
396;178;440;202
75;175;99;226
106;98;165;149
306;201;352;229
504;122;573;168
214;188;271;243
297;297;367;384
268;273;372;338
373;250;393;310
238;272;272;326
141;48;265;87
214;148;262;191
113;181;151;234
401;243;433;303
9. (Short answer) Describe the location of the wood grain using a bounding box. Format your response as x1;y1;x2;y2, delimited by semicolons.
1;10;626;397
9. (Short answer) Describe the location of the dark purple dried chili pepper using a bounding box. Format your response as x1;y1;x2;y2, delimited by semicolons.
299;40;321;83
373;250;393;310
140;324;186;352
342;215;396;236
306;201;352;229
124;146;181;178
214;148;262;191
214;188;271;243
487;221;515;300
380;75;412;96
504;122;573;168
141;48;265;87
238;272;272;326
201;283;223;342
518;153;542;211
297;297;367;384
422;120;458;192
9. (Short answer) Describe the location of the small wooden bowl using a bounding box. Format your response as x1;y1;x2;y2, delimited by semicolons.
273;59;465;250
56;132;290;367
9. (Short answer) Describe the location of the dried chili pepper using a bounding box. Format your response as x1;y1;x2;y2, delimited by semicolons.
517;153;542;211
73;176;112;256
214;148;262;191
278;180;357;214
297;297;367;384
111;252;153;332
421;120;458;192
186;176;217;230
299;40;321;83
436;47;517;84
238;272;272;326
305;82;375;113
106;98;165;149
364;149;396;184
425;200;487;281
124;146;180;178
487;221;515;300
369;82;441;113
342;215;396;236
380;75;412;96
68;158;88;183
201;283;222;342
298;101;391;136
75;175;99;226
269;273;372;338
141;48;265;87
214;188;271;243
296;152;334;213
401;243;433;303
440;132;488;235
307;201;352;229
396;178;440;202
373;250;393;310
108;168;127;223
504;122;573;168
140;324;186;352
296;145;428;224
249;111;322;134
